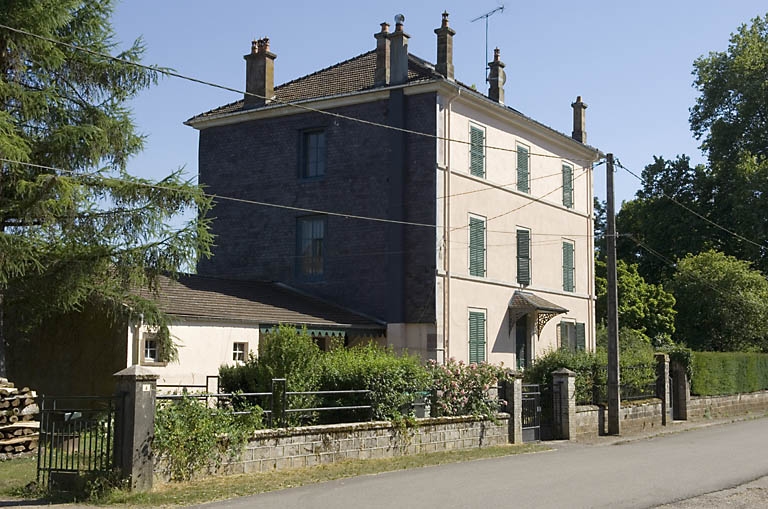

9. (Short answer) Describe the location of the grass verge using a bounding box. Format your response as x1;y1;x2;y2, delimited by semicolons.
2;443;547;506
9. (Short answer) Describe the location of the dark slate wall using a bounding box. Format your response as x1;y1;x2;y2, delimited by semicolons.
197;93;436;323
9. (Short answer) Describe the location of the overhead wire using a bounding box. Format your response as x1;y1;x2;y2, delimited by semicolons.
0;22;600;164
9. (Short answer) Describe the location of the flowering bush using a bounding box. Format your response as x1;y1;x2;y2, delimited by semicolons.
427;358;509;418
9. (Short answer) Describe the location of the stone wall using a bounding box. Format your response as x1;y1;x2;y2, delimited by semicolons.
574;399;664;438
155;414;509;480
688;390;768;420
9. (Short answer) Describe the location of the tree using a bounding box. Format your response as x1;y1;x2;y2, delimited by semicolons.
595;259;676;342
669;250;768;352
0;0;213;375
690;14;768;165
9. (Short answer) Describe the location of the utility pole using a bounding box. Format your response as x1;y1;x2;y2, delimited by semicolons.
606;153;621;435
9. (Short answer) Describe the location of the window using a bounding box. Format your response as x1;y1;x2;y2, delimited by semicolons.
517;228;531;286
297;216;325;276
233;342;247;362
469;124;485;178
301;130;326;178
144;337;158;362
562;240;575;292
560;321;586;351
468;309;486;364
468;215;486;277
516;144;530;193
562;163;574;208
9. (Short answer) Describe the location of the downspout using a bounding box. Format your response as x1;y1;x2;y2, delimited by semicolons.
442;86;460;363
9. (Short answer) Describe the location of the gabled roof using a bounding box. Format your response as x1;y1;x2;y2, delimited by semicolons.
188;51;444;122
147;274;385;333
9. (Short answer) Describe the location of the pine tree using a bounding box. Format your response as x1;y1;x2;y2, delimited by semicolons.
0;0;213;374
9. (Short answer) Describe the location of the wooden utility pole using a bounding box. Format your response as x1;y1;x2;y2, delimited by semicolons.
606;153;621;435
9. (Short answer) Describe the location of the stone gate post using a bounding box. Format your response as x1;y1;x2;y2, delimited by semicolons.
502;372;523;444
553;368;576;440
655;353;670;426
114;365;158;492
671;361;690;420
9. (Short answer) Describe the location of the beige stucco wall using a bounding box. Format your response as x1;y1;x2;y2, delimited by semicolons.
128;320;260;391
435;91;597;366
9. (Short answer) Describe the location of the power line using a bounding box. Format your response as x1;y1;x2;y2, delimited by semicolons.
0;22;599;164
616;160;766;250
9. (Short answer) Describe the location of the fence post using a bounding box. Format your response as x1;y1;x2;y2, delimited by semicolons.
502;372;523;444
670;361;690;420
655;353;670;426
552;368;576;440
113;365;157;492
271;378;286;427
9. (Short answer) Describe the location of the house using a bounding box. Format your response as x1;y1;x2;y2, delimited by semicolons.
8;274;384;396
185;13;602;369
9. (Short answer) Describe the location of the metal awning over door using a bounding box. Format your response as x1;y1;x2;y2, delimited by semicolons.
508;291;568;336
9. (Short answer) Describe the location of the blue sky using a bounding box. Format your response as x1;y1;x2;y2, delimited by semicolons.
112;0;766;206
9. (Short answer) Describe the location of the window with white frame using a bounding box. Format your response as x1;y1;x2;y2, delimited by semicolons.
516;144;530;193
233;342;248;362
468;214;486;277
559;321;586;351
562;239;575;292
469;124;486;178
142;333;162;364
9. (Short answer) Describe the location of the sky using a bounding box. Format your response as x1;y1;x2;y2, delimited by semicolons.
112;0;767;206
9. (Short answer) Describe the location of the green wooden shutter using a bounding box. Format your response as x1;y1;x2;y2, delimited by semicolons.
562;241;574;292
559;321;568;349
469;311;486;364
576;322;586;351
517;145;529;193
517;229;531;285
470;126;485;178
469;217;486;276
562;164;573;208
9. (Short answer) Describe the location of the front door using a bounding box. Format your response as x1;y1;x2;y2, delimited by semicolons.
516;315;528;370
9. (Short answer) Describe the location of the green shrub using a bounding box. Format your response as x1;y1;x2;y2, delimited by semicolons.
523;347;600;404
154;396;263;481
690;351;768;395
317;342;430;421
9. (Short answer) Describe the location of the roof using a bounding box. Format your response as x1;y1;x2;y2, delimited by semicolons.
188;51;443;121
145;274;385;333
508;291;568;314
186;49;600;156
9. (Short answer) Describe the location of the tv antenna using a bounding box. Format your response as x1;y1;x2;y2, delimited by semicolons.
471;4;505;83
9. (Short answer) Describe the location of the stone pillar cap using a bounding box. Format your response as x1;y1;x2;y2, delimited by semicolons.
553;367;576;376
114;365;159;380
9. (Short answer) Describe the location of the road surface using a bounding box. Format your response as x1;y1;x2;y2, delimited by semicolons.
195;417;768;509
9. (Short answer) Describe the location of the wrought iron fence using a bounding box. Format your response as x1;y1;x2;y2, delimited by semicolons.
37;395;120;490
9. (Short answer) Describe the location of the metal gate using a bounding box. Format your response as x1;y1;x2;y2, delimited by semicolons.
37;396;120;489
521;384;541;442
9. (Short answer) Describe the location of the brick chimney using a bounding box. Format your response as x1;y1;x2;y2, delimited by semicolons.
243;37;276;109
389;15;410;85
434;11;456;80
374;22;391;87
487;48;506;104
571;96;587;143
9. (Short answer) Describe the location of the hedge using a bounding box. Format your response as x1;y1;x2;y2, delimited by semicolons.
690;352;768;396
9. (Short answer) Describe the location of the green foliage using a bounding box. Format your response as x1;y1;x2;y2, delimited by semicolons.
690;351;768;396
0;0;213;369
154;396;263;481
427;358;508;418
690;14;768;166
658;343;694;380
317;342;430;421
595;259;676;339
219;328;430;424
523;348;599;404
670;250;768;352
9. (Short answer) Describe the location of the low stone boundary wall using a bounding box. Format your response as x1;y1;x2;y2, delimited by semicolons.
688;390;768;420
574;399;664;438
156;414;510;480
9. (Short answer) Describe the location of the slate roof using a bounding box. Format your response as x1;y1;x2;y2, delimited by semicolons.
188;51;446;122
146;274;385;332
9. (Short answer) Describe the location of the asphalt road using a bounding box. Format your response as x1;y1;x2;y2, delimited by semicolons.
195;417;768;509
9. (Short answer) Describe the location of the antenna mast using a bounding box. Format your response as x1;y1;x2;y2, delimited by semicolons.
471;5;505;83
